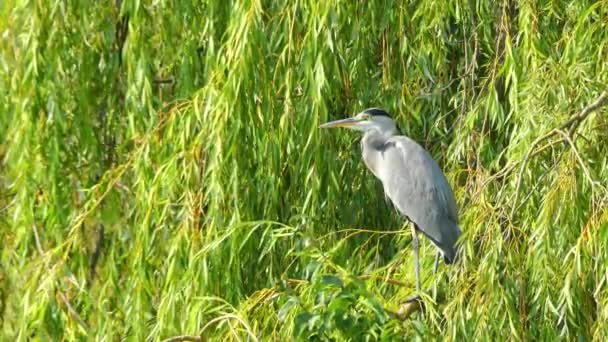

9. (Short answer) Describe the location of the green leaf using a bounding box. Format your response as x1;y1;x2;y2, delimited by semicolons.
320;274;343;288
294;312;316;337
278;296;299;322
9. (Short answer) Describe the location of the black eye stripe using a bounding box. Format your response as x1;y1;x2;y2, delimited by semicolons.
362;108;391;117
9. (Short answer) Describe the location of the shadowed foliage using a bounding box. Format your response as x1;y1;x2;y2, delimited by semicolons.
1;0;607;340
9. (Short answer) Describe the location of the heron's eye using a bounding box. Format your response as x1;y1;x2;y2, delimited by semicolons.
359;113;371;120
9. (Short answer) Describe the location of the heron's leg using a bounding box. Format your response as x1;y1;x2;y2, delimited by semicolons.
432;251;441;299
405;224;423;304
433;251;440;274
411;225;421;292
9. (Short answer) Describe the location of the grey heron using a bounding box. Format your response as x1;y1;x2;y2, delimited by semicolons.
320;108;461;297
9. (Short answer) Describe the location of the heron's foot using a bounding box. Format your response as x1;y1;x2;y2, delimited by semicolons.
395;295;423;320
395;294;424;320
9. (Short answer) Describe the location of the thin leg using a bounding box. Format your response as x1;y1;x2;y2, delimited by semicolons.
411;225;420;292
433;251;440;274
432;251;441;299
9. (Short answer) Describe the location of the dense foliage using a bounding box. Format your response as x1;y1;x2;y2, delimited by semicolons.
1;0;607;340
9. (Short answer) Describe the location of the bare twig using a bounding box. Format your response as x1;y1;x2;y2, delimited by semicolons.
57;291;91;332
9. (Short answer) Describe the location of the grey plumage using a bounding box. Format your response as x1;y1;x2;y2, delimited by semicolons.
320;108;461;294
362;130;460;263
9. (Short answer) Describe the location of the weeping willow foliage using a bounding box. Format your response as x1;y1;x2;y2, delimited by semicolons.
1;0;607;340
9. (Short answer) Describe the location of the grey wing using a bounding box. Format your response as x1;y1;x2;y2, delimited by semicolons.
379;136;461;260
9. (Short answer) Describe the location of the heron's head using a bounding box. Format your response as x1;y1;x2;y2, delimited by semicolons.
319;108;399;136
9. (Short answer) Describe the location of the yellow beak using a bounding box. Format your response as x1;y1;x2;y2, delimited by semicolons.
319;117;360;128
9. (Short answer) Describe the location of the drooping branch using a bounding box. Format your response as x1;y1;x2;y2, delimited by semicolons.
482;90;608;193
32;225;90;333
509;91;608;216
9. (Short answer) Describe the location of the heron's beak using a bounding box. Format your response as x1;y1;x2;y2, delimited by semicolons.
319;117;360;129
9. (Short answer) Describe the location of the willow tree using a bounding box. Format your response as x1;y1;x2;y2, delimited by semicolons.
1;0;607;340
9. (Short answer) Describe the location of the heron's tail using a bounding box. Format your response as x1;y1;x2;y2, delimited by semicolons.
443;247;457;264
442;224;462;264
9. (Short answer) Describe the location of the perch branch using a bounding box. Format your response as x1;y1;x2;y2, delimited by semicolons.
392;299;423;321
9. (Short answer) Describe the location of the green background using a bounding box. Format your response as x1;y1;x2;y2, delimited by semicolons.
1;0;607;340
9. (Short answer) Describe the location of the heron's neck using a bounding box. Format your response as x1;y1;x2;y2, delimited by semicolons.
361;130;392;179
362;129;391;148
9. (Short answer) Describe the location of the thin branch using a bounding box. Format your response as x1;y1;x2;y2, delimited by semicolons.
57;291;91;332
510;127;562;217
555;129;605;191
32;224;45;255
562;91;608;134
482;137;564;189
510;91;608;216
330;23;351;101
316;227;404;242
513;153;563;213
32;225;90;333
154;77;176;85
162;336;202;342
285;276;412;288
200;314;258;342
